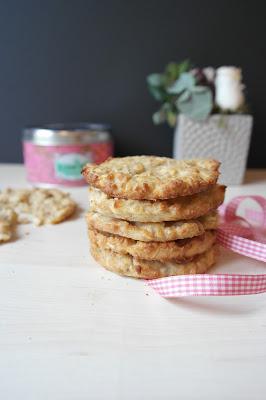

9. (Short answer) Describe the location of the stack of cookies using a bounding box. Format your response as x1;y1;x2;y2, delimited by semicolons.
82;156;226;279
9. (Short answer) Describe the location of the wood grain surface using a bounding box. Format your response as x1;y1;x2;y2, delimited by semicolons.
0;165;265;400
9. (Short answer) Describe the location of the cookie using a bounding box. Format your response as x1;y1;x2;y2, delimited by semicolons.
0;188;76;226
0;207;17;242
88;228;217;262
82;156;220;200
90;242;218;279
87;210;218;242
89;184;225;222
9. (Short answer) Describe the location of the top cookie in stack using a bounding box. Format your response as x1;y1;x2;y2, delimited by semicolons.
82;156;220;200
82;156;226;279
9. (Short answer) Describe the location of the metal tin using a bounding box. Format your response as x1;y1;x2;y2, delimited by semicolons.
22;123;113;187
23;123;112;146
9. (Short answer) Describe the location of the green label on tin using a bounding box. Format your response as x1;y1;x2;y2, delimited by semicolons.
54;153;90;180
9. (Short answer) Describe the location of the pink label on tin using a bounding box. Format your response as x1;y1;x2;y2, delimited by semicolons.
23;141;113;186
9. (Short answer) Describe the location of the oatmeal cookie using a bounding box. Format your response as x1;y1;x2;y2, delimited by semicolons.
90;242;218;279
82;156;220;200
88;228;217;262
89;184;225;222
0;188;76;226
0;207;17;242
87;210;219;242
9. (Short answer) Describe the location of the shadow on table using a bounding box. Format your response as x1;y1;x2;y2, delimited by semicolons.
166;297;258;316
165;247;264;316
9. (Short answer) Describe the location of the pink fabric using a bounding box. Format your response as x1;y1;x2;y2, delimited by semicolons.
147;195;266;297
147;274;266;297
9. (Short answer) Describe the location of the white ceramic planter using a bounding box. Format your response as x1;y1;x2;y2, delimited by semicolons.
173;114;253;185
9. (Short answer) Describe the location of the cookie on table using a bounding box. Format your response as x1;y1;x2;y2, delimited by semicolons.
88;228;217;262
28;188;76;225
89;184;226;222
0;188;76;226
82;156;220;200
90;243;218;279
0;207;17;242
87;210;219;242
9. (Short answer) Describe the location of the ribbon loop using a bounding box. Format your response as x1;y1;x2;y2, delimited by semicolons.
147;195;266;297
224;195;266;228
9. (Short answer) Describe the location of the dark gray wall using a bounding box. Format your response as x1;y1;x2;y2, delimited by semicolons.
0;0;265;166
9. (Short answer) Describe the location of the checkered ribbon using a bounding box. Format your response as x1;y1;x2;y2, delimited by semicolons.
147;196;266;297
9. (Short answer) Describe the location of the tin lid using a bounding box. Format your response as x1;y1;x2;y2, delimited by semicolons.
23;123;112;145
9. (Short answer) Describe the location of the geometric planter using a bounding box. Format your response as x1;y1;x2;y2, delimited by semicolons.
173;114;253;185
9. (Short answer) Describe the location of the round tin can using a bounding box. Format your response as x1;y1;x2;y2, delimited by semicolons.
23;123;113;186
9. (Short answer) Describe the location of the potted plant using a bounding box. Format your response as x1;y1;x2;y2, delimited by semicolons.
147;60;253;185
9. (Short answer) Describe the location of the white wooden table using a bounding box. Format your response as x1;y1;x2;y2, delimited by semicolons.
0;164;266;400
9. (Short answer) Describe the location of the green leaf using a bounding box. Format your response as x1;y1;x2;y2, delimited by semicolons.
161;102;172;112
165;62;180;81
147;85;165;101
164;60;192;87
152;109;166;125
178;89;191;103
147;73;162;87
192;85;207;93
178;59;191;74
177;88;213;120
167;72;195;94
166;110;177;127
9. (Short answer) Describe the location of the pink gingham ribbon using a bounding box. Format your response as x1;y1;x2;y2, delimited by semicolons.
147;196;266;297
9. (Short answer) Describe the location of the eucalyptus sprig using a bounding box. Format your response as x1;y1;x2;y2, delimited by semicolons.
147;60;213;127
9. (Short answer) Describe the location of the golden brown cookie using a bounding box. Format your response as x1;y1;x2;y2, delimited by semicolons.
82;156;220;200
90;242;218;279
89;184;225;222
0;207;17;242
0;188;76;226
88;228;217;262
87;210;219;242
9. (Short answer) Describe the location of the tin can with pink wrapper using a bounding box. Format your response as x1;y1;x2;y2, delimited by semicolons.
22;123;113;187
